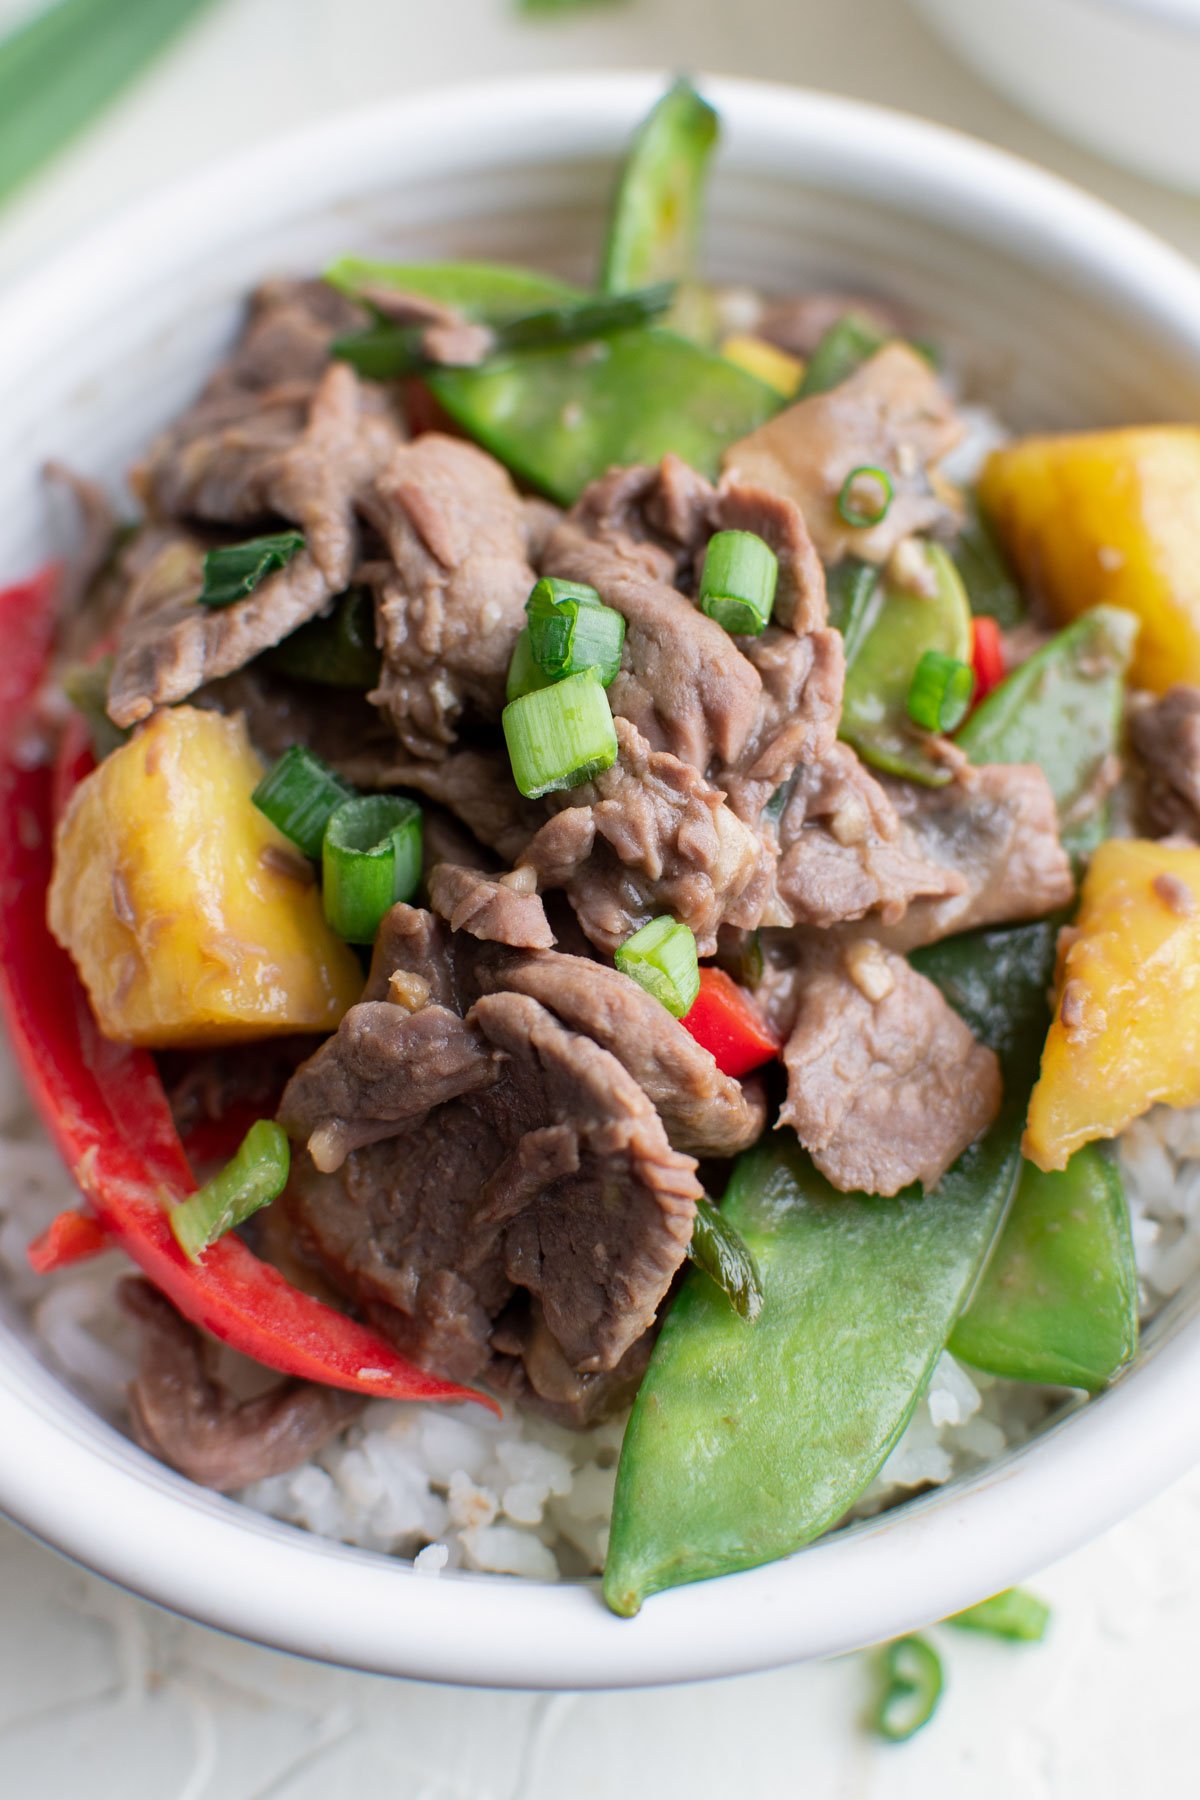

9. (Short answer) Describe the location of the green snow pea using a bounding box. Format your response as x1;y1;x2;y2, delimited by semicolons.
951;493;1025;629
825;558;880;666
326;257;576;317
957;604;1138;863
839;542;973;788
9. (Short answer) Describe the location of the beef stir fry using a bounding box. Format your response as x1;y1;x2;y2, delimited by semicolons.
6;82;1200;1615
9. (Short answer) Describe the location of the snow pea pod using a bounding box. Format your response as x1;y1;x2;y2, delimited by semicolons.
952;493;1025;628
325;258;576;317
839;542;973;788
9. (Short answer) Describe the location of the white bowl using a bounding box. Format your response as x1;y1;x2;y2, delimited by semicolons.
912;0;1200;191
4;73;1200;1688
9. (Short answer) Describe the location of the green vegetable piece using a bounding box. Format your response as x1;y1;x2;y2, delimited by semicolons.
252;745;354;862
600;77;719;336
907;650;975;734
948;1587;1051;1643
871;1636;945;1743
614;915;700;1018
837;464;893;529
526;577;625;685
506;626;554;702
950;1149;1137;1390
169;1120;290;1263
698;530;778;636
951;492;1026;629
198;531;305;610
62;656;128;760
325;258;576;318
797;311;889;398
957;604;1138;863
265;589;381;690
839;542;973;787
825;559;880;666
502;667;618;798
686;1196;763;1322
322;794;423;944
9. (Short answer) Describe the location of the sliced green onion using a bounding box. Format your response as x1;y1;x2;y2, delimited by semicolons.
687;1195;763;1321
907;649;976;734
871;1636;945;1743
322;795;424;944
265;589;381;689
797;311;888;398
614;915;700;1018
948;1589;1050;1643
837;465;894;529
526;577;626;685
698;530;778;636
252;746;354;862
169;1120;290;1264
62;656;128;760
198;531;305;609
502;668;618;799
506;626;554;702
740;929;765;991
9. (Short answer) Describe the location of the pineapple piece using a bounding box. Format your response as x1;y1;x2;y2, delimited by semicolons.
720;334;805;398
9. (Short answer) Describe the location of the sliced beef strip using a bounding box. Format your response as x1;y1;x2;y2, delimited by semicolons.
489;1300;654;1429
1130;685;1200;839
207;278;366;395
779;940;1002;1196
518;716;768;954
285;991;699;1382
427;862;556;950
718;624;845;808
118;1278;361;1492
194;664;397;776
721;342;963;566
357;745;546;864
754;290;908;359
473;949;767;1158
870;763;1075;951
360;434;537;758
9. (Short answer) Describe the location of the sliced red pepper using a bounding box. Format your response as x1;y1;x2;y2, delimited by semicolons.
27;1208;112;1274
970;615;1006;706
681;966;781;1079
0;570;496;1414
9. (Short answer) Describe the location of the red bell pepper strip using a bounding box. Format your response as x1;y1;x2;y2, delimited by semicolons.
970;615;1006;707
681;967;781;1079
0;569;497;1413
27;1208;111;1274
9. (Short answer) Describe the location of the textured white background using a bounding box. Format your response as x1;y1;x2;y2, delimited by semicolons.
4;1;1200;1793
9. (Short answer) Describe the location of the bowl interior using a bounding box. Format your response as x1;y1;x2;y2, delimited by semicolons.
3;74;1200;1687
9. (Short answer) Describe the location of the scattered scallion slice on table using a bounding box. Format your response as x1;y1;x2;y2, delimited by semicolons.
614;916;700;1018
837;464;894;529
323;794;423;943
871;1635;945;1743
502;667;618;799
698;530;779;636
907;649;976;733
169;1119;290;1264
687;1196;763;1322
948;1588;1051;1643
525;577;626;685
252;745;354;862
198;531;305;609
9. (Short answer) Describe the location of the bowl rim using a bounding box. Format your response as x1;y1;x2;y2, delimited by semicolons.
4;69;1200;1689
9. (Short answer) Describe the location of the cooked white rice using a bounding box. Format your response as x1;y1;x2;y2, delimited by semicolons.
2;1016;1197;1583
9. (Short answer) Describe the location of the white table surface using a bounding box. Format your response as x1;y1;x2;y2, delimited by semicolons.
4;1;1200;1793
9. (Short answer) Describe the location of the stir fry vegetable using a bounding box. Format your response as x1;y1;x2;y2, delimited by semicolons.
798;311;889;398
697;529;779;635
948;1588;1051;1642
252;744;355;861
870;1636;945;1743
679;967;780;1077
686;1197;764;1323
525;577;625;685
265;588;381;689
502;667;618;797
615;916;701;1018
600;79;719;303
170;1119;290;1263
322;795;423;944
198;531;306;608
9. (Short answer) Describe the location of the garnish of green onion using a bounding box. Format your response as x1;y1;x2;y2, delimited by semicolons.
198;531;306;609
506;626;554;702
614;915;700;1018
907;649;976;734
526;577;626;686
837;465;894;529
797;311;890;398
252;746;355;861
502;667;618;799
698;530;778;636
948;1588;1050;1643
687;1195;763;1321
169;1120;290;1264
871;1635;945;1743
322;795;424;943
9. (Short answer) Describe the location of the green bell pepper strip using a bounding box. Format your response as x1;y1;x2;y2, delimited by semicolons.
839;542;973;788
951;493;1026;629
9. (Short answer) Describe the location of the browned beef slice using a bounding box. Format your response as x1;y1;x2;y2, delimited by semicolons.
779;941;1002;1195
722;343;963;566
768;743;965;929
118;1278;361;1492
873;763;1075;951
195;664;398;776
490;1300;654;1429
565;455;716;584
286;992;699;1381
721;625;845;799
427;862;555;949
474;949;766;1159
360;435;536;758
359;745;545;864
363;903;465;1010
209;278;365;394
279;1001;500;1171
711;475;828;634
519;717;768;954
1131;686;1200;838
755;291;907;359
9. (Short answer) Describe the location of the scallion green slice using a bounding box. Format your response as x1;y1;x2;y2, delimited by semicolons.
502;668;618;799
506;626;554;702
697;530;778;636
907;649;976;734
252;746;355;861
169;1120;290;1264
322;794;423;943
265;589;381;689
837;464;894;529
198;531;305;609
687;1195;763;1321
948;1588;1050;1643
871;1636;945;1743
525;577;626;685
614;915;700;1018
797;311;888;398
